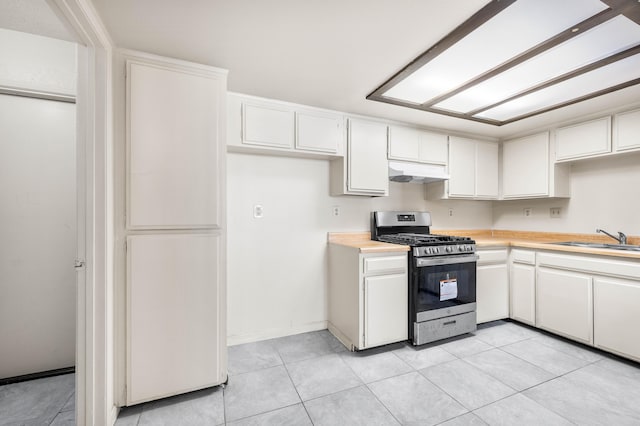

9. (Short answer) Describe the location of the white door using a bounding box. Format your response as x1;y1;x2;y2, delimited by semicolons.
0;94;77;378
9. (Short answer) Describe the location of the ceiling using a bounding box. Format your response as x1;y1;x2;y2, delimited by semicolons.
91;0;640;138
0;0;76;42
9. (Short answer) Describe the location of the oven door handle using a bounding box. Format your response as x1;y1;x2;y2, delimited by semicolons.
415;254;478;267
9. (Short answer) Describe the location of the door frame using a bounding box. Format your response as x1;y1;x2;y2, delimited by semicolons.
47;1;114;425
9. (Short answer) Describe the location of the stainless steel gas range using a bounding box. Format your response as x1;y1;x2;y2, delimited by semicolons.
372;211;478;345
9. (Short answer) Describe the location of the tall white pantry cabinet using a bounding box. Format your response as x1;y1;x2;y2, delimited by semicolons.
123;51;227;405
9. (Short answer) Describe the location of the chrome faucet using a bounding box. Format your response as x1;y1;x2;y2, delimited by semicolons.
596;228;627;244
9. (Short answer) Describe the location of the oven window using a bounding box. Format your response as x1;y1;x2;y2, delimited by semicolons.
415;261;476;310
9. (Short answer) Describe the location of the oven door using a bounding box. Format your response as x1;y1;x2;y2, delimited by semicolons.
413;254;477;316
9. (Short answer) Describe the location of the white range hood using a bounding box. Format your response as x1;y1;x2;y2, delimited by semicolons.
388;160;449;184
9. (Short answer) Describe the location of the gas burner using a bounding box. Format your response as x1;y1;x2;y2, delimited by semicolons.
377;233;474;247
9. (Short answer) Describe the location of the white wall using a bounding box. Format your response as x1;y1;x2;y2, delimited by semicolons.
493;151;640;235
0;28;76;95
227;152;492;344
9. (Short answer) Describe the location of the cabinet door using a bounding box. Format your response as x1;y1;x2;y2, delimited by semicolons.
127;234;224;404
127;60;224;229
347;119;389;195
448;137;476;197
555;117;611;161
364;274;408;348
594;277;640;362
510;263;536;325
475;141;499;199
503;132;549;198
295;109;343;154
388;125;420;161
537;268;592;344
419;131;448;165
613;108;640;152
476;264;509;323
242;100;294;149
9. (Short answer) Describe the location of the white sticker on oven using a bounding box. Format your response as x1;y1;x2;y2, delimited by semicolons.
440;279;458;301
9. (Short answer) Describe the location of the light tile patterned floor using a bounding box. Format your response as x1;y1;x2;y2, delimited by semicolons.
3;320;640;425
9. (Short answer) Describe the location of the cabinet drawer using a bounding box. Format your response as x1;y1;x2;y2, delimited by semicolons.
512;249;536;265
477;249;507;265
363;255;406;274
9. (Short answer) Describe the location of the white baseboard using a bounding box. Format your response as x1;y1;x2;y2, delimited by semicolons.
228;320;328;346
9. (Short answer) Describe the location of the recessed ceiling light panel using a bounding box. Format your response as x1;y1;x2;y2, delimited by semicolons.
368;0;640;125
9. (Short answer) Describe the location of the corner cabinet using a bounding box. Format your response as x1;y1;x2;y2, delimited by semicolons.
502;132;570;199
427;137;498;200
123;51;227;405
328;244;407;350
476;248;509;323
330;118;389;196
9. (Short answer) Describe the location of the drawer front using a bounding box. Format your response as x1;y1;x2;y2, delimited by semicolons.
512;249;536;265
477;249;508;265
364;255;407;274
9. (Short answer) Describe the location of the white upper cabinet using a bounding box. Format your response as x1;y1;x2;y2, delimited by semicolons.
555;116;611;161
127;59;225;229
502;132;570;199
295;108;343;154
503;132;548;198
242;99;294;149
439;136;498;199
448;136;476;197
228;93;344;157
346;119;389;195
475;141;499;199
388;125;448;165
613;108;640;153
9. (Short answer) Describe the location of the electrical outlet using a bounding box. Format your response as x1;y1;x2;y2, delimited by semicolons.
550;207;561;218
448;208;454;217
523;208;532;217
253;204;264;218
332;206;340;216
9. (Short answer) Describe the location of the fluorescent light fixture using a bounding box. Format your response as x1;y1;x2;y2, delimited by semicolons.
367;0;640;126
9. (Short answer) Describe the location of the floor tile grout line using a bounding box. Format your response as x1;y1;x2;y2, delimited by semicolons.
414;367;474;418
281;356;316;425
496;340;596;377
363;382;405;426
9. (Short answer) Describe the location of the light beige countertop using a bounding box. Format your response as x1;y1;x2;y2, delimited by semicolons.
436;229;640;260
329;230;640;259
327;232;410;254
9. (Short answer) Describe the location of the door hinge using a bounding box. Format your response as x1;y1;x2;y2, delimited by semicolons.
74;258;86;270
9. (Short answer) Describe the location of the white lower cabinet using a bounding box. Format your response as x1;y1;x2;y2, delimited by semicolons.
509;249;536;325
510;263;536;325
328;244;407;350
364;274;408;348
593;277;640;362
476;248;509;323
127;234;225;404
536;267;593;345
